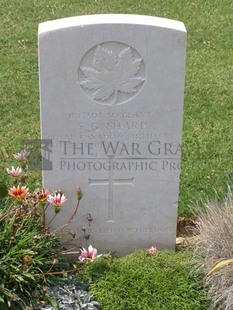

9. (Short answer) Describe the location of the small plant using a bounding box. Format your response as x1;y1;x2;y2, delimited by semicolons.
0;150;98;309
40;278;100;310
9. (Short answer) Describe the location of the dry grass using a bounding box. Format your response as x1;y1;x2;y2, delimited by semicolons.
194;187;233;309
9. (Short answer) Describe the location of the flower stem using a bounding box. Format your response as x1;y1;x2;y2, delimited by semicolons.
43;202;50;212
54;213;89;233
47;213;57;227
42;202;50;228
54;200;80;233
67;200;80;225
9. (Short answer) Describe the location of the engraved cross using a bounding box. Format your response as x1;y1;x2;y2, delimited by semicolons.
88;157;134;222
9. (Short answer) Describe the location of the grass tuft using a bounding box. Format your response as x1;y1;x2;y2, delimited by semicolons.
194;187;233;309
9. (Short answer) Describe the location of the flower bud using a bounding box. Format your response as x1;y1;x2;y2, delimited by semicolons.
76;186;83;200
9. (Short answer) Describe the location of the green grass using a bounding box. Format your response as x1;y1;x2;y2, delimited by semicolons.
83;250;210;309
0;0;232;214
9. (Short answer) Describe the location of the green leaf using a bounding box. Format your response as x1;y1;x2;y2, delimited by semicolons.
0;301;9;310
0;182;8;199
45;293;58;310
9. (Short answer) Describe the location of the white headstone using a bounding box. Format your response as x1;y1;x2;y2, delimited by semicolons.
39;14;186;256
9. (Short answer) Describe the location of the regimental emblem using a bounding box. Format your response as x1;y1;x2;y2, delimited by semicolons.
78;42;146;105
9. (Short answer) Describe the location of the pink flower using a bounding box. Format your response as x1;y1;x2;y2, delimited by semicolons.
8;185;29;201
6;166;23;177
148;246;157;254
47;192;67;213
13;150;30;162
78;245;101;262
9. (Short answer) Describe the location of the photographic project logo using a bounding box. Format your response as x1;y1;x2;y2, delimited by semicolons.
22;139;53;171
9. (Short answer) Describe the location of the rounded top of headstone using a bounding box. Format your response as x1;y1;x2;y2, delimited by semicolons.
38;14;186;35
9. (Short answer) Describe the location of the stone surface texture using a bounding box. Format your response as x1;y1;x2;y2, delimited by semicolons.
39;14;187;255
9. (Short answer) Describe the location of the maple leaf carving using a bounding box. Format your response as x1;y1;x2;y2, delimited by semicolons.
80;46;145;105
